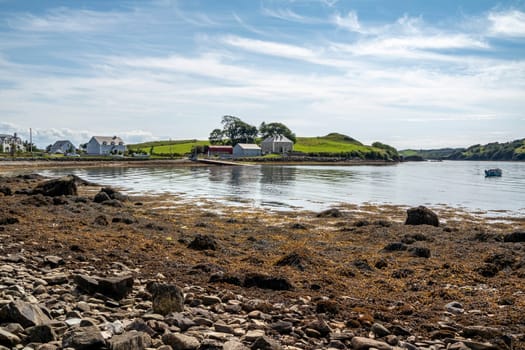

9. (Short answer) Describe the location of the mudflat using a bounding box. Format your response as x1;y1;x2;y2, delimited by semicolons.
0;174;523;349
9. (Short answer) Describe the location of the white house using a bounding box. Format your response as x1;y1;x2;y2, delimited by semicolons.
86;136;126;155
233;143;261;158
49;140;76;154
261;135;293;155
0;133;25;153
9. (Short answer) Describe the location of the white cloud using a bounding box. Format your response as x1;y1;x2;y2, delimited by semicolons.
261;7;318;24
221;35;317;61
488;10;525;37
332;11;362;32
7;7;128;32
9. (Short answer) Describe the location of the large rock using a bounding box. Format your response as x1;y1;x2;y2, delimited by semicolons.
26;324;57;343
0;328;21;347
146;282;184;315
62;326;106;350
187;234;218;251
109;331;152;350
243;273;293;291
161;333;200;350
33;175;78;197
503;231;525;242
0;301;51;328
405;206;439;227
74;274;134;300
351;337;392;350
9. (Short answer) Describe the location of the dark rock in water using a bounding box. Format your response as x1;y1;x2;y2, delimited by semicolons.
274;252;311;271
405;206;439;227
109;331;152;350
243;273;293;291
408;246;431;258
146;282;184;315
188;234;218;251
26;324;57;343
93;191;111;203
503;231;525;242
93;215;109;226
382;242;408;252
317;208;343;218
74;274;134;300
62;326;105;350
0;216;18;225
33;175;78;197
0;301;51;328
0;186;12;196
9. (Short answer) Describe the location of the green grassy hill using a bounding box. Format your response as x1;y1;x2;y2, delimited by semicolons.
128;133;399;160
401;139;525;161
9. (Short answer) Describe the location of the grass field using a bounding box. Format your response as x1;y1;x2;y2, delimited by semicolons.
128;133;397;159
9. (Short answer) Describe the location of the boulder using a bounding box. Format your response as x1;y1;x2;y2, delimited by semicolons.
100;187;128;201
351;337;392;350
0;328;21;347
62;326;106;350
187;234;218;251
26;324;57;343
146;282;184;315
405;206;439;227
161;333;200;350
109;331;152;350
94;191;111;203
33;175;78;197
0;301;51;328
243;273;293;291
503;231;525;242
316;208;342;218
408;246;431;258
74;274;133;300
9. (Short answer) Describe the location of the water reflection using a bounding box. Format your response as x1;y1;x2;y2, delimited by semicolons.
37;162;525;214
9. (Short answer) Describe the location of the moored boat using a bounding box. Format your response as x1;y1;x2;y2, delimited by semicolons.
485;168;502;177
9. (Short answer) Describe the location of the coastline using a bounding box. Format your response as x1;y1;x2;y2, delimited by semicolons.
0;173;524;349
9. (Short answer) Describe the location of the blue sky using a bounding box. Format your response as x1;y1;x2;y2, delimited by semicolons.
0;0;524;149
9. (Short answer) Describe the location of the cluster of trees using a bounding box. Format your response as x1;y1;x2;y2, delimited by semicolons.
209;116;296;145
448;139;525;161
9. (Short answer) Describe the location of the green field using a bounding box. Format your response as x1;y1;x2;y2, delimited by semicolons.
127;133;399;160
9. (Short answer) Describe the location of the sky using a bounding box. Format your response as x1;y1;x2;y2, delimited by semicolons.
0;0;524;149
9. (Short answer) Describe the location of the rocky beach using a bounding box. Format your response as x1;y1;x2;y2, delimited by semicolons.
0;173;524;350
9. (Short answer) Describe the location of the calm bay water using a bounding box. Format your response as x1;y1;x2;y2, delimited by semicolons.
39;161;525;215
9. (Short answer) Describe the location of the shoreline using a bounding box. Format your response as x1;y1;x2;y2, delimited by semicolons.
0;174;524;349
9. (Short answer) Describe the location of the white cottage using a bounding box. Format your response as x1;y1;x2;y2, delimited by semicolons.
49;140;76;154
0;133;25;153
261;135;293;155
233;143;261;158
86;136;126;155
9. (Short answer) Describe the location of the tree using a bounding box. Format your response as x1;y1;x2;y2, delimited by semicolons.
219;115;258;145
259;122;296;143
209;128;224;145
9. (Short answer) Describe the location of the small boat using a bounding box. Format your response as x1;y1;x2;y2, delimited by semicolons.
485;168;502;177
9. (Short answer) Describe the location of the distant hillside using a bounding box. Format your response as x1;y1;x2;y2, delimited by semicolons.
399;148;464;160
129;133;400;160
400;139;525;161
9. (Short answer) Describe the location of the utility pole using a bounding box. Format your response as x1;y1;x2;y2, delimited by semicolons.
29;128;33;158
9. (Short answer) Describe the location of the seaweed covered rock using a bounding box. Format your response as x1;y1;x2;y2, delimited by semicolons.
405;206;439;227
274;251;312;271
188;234;218;251
33;175;77;197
